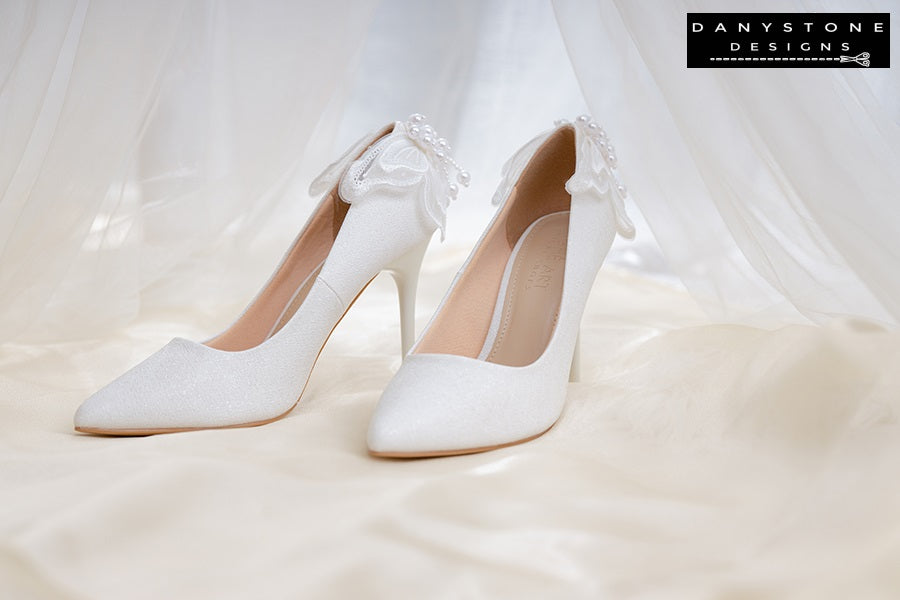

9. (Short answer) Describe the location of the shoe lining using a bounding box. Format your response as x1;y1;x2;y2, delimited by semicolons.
477;211;569;367
414;126;575;364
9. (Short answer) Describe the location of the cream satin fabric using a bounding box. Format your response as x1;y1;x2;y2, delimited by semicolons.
3;249;899;598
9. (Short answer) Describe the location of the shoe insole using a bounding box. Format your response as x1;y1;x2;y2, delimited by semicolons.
478;211;569;367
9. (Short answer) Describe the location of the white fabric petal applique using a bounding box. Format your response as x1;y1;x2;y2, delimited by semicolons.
493;117;635;241
337;114;469;241
565;115;635;240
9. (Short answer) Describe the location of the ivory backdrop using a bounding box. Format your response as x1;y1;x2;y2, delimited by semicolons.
1;1;899;598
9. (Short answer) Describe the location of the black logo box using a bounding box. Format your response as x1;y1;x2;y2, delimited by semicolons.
687;13;890;68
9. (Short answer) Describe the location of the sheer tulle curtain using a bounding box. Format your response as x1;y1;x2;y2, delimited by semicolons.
2;1;899;345
0;0;592;343
0;0;377;343
0;0;600;344
554;0;900;326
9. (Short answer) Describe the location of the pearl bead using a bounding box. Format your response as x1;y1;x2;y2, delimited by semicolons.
401;116;469;204
576;115;590;123
608;155;617;167
587;122;599;131
606;144;615;154
617;184;627;197
598;140;607;151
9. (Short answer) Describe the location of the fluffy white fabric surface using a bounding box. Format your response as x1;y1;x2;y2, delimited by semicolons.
2;247;898;599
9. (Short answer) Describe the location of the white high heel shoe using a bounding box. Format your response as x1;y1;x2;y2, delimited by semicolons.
74;114;468;435
367;116;635;457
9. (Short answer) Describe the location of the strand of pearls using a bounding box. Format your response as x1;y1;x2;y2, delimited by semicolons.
558;115;628;199
404;113;470;205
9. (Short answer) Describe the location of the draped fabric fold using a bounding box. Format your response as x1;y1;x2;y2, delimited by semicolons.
0;0;378;343
4;1;897;343
553;0;900;326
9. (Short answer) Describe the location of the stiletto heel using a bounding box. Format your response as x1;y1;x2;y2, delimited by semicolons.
568;330;581;383
385;239;430;356
368;115;635;457
75;114;466;435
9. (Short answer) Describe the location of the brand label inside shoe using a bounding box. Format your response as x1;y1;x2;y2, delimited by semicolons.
524;227;566;291
687;13;889;68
